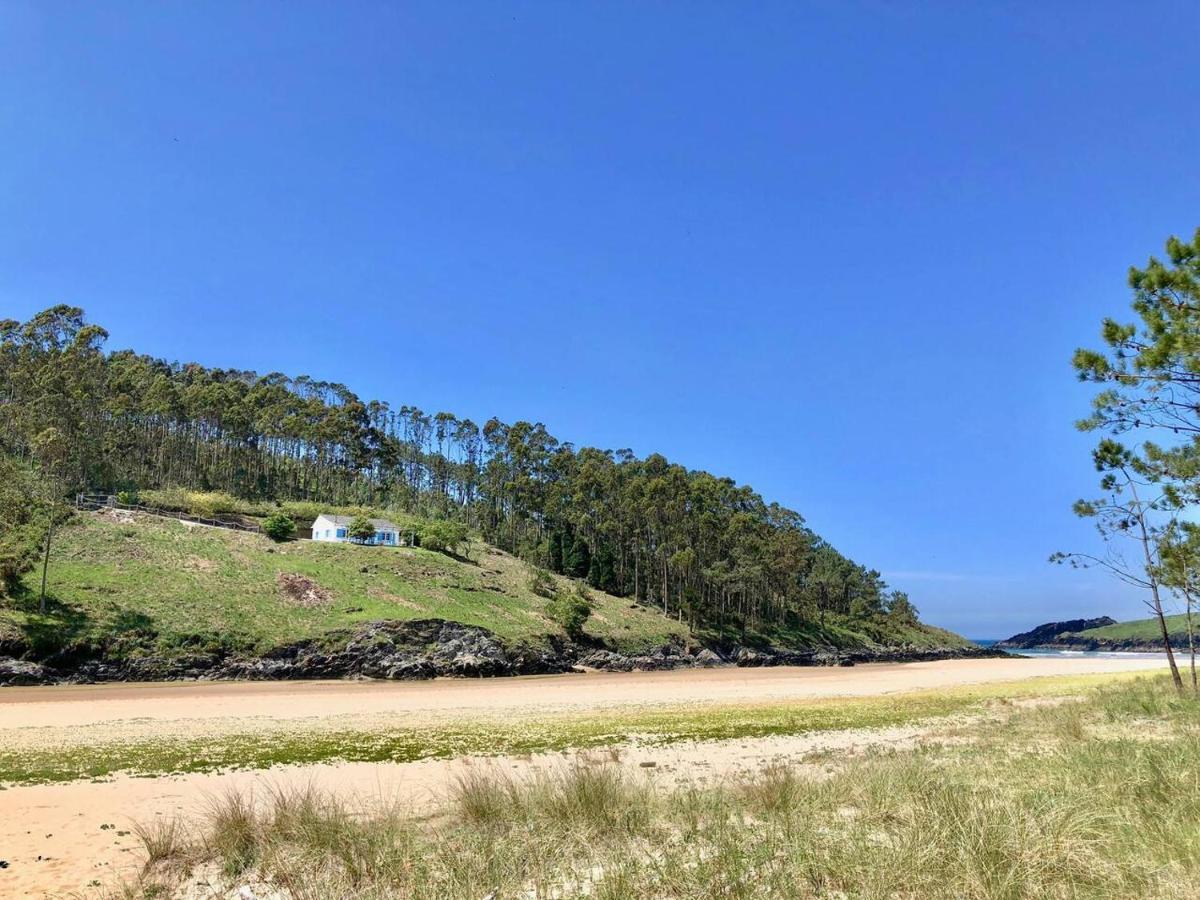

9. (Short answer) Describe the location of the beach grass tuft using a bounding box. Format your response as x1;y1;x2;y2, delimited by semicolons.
111;673;1200;899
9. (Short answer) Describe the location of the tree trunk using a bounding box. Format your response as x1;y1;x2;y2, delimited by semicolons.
1186;591;1198;696
1151;588;1184;693
39;518;54;614
1130;482;1183;692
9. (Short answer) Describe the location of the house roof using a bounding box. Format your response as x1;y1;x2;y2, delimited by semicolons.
313;514;401;531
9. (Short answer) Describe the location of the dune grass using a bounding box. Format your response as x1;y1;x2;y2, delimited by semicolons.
116;674;1200;899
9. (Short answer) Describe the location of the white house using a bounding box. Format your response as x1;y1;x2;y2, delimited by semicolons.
310;514;403;547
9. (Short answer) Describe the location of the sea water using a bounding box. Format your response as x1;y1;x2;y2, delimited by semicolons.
973;639;1169;660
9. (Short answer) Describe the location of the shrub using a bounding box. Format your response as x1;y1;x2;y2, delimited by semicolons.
262;513;295;542
548;581;592;639
529;567;558;599
419;520;469;556
279;500;325;524
153;490;250;519
347;514;375;544
139;487;191;512
115;489;139;506
0;457;48;595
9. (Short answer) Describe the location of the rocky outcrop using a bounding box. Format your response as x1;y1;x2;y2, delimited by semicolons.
0;657;52;686
68;620;576;684
0;618;1004;686
575;642;695;672
996;617;1119;649
729;644;999;667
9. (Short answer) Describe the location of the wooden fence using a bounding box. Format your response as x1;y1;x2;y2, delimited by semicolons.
74;494;263;534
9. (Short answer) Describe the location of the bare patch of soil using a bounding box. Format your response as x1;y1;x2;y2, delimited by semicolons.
95;507;137;525
275;572;333;608
183;555;216;573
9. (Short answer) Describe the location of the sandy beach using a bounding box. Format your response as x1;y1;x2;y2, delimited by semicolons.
0;656;1167;897
0;655;1167;732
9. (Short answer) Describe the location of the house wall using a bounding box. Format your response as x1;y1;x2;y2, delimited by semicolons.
311;518;348;542
309;518;397;545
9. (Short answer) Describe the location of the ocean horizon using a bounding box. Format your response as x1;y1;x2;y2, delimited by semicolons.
971;638;1169;660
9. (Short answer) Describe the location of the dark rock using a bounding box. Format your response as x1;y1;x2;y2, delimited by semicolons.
576;650;635;672
0;657;53;686
734;648;770;667
997;617;1119;649
3;610;1003;687
692;648;725;667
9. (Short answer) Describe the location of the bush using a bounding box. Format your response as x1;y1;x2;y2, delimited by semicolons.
419;520;469;556
261;514;295;542
529;567;558;599
0;457;48;595
278;500;325;524
115;489;139;506
347;514;375;543
548;581;592;639
139;489;251;519
139;487;191;512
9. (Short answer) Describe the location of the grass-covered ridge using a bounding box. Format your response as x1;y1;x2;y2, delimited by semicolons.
116;673;1195;899
1076;613;1194;642
0;511;972;666
1;511;687;661
1008;612;1199;648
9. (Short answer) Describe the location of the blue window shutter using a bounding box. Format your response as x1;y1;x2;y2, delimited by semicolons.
337;528;346;538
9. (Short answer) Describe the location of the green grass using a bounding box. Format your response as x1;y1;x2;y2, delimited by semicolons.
0;511;687;659
115;673;1200;899
1077;612;1197;643
0;671;1151;787
0;511;969;666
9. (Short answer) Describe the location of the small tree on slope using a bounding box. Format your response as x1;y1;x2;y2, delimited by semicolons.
347;515;375;544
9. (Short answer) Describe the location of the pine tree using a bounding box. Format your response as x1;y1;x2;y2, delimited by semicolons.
548;531;564;573
565;533;590;579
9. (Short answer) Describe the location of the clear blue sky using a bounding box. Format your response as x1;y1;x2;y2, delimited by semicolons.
3;2;1199;637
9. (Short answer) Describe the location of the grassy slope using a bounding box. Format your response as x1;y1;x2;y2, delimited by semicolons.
1075;612;1195;643
2;511;686;658
0;511;969;662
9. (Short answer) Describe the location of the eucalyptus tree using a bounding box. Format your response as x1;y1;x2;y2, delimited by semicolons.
0;303;906;637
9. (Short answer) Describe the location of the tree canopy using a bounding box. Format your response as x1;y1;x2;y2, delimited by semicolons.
1;305;912;635
1065;228;1200;691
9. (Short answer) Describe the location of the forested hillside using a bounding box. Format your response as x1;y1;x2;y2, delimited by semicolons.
1;305;921;640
